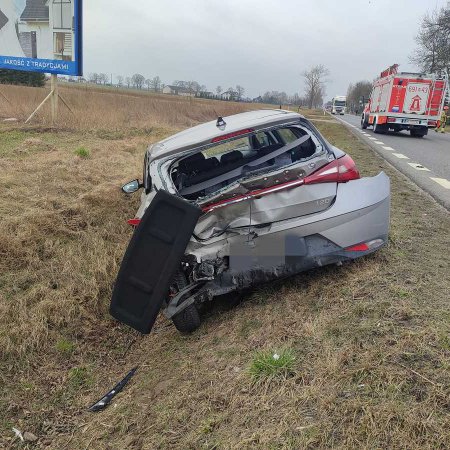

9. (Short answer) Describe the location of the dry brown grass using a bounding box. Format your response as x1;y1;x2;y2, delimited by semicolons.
0;91;449;449
0;82;266;130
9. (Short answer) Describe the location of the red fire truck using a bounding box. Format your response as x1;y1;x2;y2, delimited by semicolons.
361;64;448;137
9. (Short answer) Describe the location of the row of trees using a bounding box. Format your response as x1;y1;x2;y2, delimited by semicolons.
346;80;372;114
0;69;46;87
86;65;331;108
88;72;162;91
87;73;248;100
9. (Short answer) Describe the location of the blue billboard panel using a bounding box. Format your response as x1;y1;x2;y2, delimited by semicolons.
0;0;82;76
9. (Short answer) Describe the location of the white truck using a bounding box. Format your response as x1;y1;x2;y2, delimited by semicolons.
331;96;346;115
361;64;448;137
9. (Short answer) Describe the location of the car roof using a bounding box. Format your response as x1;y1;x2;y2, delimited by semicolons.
148;109;304;162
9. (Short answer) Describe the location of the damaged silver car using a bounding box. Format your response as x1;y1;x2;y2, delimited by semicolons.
110;110;390;334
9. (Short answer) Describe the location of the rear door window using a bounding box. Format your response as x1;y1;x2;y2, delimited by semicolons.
277;128;299;144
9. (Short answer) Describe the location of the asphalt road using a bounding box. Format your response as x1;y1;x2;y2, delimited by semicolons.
335;114;450;210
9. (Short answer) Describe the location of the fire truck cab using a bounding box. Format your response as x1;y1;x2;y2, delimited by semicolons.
361;64;447;137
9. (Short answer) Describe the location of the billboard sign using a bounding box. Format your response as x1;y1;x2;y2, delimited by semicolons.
0;0;82;76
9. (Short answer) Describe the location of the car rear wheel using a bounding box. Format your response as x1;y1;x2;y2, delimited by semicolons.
170;271;201;333
172;304;201;333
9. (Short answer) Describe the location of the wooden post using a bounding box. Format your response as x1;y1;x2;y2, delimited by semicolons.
25;75;73;124
0;89;12;105
25;90;53;124
50;74;58;125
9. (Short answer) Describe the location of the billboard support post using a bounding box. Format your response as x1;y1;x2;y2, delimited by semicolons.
0;89;12;105
25;75;73;125
50;74;58;125
25;76;58;125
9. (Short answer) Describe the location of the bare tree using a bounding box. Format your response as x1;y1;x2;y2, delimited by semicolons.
116;75;124;87
173;80;187;88
302;64;330;109
149;76;162;92
98;73;108;85
125;77;131;88
145;79;151;90
88;73;99;84
410;8;450;74
261;91;288;105
131;73;145;89
216;85;222;96
236;85;245;101
347;80;372;114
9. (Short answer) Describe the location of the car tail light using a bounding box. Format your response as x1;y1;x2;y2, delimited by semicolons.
428;120;437;127
304;155;360;185
211;128;254;143
127;218;141;227
345;239;384;252
345;243;369;252
387;117;396;123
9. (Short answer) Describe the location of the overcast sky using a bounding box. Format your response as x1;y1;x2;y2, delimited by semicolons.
84;0;448;100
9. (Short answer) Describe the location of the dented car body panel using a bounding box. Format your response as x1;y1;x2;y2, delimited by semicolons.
114;110;390;334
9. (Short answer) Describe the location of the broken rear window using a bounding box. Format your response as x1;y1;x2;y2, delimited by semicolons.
171;126;322;201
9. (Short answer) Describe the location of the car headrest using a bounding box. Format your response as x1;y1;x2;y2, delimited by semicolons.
191;158;219;173
179;153;205;173
220;150;243;164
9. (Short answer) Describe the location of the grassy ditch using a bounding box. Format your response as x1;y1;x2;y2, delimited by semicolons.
0;114;449;449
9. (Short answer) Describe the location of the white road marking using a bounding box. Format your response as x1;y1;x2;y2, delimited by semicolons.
407;163;430;171
368;137;377;140
392;153;409;159
382;146;395;151
374;141;385;144
430;178;450;189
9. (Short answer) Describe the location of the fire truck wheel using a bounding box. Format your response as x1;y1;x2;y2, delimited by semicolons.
373;119;386;134
361;114;368;129
410;130;425;138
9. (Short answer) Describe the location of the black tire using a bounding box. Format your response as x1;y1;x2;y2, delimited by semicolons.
410;130;425;138
373;118;386;134
170;271;201;333
361;114;368;129
172;304;201;333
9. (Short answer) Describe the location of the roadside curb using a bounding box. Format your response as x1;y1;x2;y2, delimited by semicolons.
331;114;450;212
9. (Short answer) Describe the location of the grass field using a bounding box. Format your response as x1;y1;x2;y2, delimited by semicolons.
0;85;449;449
0;82;268;130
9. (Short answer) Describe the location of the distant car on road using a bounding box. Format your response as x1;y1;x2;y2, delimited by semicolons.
112;110;390;334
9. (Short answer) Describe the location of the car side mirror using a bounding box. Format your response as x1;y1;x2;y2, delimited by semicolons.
122;179;143;194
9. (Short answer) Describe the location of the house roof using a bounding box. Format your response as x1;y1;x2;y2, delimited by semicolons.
21;0;49;21
167;85;191;93
221;90;238;96
0;9;8;30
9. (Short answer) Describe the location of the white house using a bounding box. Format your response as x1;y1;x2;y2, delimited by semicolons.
221;89;238;101
18;0;74;61
162;85;194;97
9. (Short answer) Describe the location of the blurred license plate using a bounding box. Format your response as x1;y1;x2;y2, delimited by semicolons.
408;119;419;124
